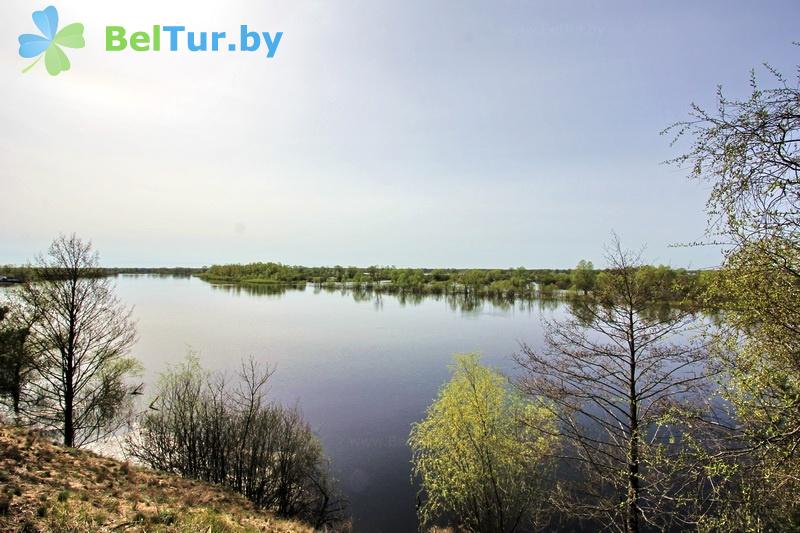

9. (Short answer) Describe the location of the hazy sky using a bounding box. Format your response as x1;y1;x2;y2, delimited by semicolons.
1;1;798;268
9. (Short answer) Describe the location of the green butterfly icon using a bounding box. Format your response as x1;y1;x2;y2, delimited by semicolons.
18;6;85;76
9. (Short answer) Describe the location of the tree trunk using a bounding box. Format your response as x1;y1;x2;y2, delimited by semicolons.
12;384;20;422
627;425;640;533
64;275;77;448
627;316;640;533
64;375;74;447
64;345;75;447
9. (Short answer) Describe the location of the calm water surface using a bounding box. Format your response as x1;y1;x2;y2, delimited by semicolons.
113;275;566;532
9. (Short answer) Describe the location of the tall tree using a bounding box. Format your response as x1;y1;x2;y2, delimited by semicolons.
409;353;556;533
666;55;800;528
515;237;711;533
571;259;596;294
13;234;138;447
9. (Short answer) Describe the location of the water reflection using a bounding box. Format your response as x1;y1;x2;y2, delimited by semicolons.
207;281;307;298
204;280;566;314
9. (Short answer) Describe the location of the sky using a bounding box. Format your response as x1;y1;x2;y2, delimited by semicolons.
1;1;798;269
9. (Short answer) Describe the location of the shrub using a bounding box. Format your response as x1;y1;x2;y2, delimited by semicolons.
410;354;556;532
128;356;347;529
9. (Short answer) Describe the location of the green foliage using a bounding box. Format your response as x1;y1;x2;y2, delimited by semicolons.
198;261;714;306
668;55;800;528
707;238;800;528
409;354;556;533
570;259;596;293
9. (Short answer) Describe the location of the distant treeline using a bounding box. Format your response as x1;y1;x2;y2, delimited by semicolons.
2;262;718;305
108;267;202;276
197;262;718;304
0;265;202;282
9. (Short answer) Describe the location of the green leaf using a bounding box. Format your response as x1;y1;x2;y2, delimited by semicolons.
54;23;85;49
45;45;70;76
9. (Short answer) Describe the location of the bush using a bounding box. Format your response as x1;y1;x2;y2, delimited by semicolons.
128;356;346;529
410;354;556;532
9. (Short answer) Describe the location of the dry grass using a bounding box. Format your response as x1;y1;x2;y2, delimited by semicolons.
0;425;313;532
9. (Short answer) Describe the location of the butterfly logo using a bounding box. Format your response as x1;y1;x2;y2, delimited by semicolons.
18;6;85;76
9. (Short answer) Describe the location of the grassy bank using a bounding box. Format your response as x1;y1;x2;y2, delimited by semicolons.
0;425;313;533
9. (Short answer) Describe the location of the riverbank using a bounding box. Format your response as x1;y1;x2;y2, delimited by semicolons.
0;425;313;532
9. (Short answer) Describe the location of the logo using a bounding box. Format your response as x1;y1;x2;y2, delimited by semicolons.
18;6;85;76
105;26;283;57
16;6;283;77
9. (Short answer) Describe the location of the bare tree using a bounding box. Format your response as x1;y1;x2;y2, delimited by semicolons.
515;236;712;533
12;234;138;447
128;355;347;529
